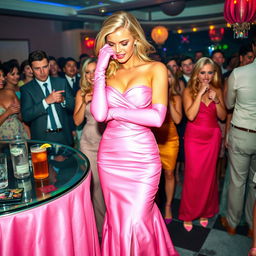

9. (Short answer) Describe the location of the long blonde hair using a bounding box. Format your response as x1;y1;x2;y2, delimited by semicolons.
187;57;221;99
94;11;155;78
80;57;97;97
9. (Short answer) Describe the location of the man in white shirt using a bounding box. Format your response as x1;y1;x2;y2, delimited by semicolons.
222;38;256;236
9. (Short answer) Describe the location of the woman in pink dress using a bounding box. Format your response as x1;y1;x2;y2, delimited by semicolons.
179;57;226;232
91;11;178;256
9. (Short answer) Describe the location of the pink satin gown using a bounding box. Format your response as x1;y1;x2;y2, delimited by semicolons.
98;85;179;256
179;101;221;221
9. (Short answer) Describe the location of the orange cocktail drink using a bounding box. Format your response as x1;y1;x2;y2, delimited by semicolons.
30;145;49;179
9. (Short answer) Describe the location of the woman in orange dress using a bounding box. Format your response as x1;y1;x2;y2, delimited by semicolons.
154;66;182;223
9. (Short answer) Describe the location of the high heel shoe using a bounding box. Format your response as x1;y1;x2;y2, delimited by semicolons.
248;247;256;256
183;221;193;232
164;204;172;224
199;218;208;228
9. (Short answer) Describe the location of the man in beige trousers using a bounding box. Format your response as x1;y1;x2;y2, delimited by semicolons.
223;38;256;236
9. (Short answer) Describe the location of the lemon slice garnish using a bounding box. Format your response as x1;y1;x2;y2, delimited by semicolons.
40;143;52;149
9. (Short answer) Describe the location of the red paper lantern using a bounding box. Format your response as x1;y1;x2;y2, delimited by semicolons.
224;0;256;38
209;27;225;42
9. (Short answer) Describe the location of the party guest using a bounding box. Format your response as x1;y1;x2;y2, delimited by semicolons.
21;50;74;146
179;57;226;232
91;11;179;255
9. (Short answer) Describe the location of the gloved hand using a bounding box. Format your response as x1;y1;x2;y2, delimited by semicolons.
91;44;116;122
106;103;167;127
95;44;116;75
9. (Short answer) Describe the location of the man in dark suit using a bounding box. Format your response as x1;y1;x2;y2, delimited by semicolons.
62;57;80;135
20;50;74;146
211;49;227;74
179;56;194;86
62;57;80;97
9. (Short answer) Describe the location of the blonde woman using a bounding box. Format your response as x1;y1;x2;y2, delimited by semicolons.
91;11;178;256
179;57;226;232
73;57;106;240
153;66;182;224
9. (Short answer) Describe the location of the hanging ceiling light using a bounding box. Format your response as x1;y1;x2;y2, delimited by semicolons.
224;0;256;38
160;0;186;16
151;26;169;45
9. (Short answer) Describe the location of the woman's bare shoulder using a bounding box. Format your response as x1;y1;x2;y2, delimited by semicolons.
183;87;192;97
173;94;182;101
76;88;82;95
0;89;15;108
183;87;190;93
147;61;166;70
215;87;223;93
145;62;167;78
75;89;83;99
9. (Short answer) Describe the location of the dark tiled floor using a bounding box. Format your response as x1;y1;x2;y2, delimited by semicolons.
157;175;252;256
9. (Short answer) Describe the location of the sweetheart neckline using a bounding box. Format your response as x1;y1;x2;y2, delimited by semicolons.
106;85;151;95
201;101;214;107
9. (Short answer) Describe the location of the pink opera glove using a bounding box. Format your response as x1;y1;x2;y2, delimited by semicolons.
107;103;167;127
91;44;116;122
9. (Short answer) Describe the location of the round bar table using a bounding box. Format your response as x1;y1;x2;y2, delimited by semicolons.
0;140;101;256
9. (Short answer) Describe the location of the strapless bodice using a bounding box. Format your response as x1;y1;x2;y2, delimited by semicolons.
192;101;219;128
0;106;28;140
106;85;152;109
105;85;153;133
